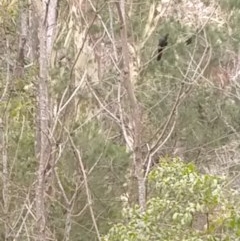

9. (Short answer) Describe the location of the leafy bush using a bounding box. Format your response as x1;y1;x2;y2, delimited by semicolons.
102;158;240;241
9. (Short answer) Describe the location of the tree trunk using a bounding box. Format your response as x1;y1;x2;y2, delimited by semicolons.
33;0;58;240
116;0;145;211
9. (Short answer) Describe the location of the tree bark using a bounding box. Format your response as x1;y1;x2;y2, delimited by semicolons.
35;8;49;240
116;0;146;211
33;0;58;240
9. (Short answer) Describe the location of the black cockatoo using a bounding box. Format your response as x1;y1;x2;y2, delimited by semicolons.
186;36;193;45
157;33;169;61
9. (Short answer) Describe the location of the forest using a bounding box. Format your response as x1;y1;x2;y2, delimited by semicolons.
1;0;240;240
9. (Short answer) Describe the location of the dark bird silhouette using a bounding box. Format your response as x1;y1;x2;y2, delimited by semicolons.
157;33;169;61
186;36;193;45
185;34;196;45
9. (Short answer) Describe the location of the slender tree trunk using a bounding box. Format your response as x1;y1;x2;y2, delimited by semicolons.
35;8;49;240
0;117;9;240
29;3;39;63
116;0;146;211
14;6;28;79
33;0;58;240
1;28;16;241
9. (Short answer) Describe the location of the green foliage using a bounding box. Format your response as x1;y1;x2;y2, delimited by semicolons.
1;1;240;240
220;0;240;10
138;11;240;161
103;159;240;241
51;121;130;240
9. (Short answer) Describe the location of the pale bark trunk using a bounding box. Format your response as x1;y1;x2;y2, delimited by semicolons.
1;34;12;241
36;16;49;241
14;7;28;78
34;0;58;240
46;0;58;58
116;0;145;210
29;4;39;62
0;117;9;240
